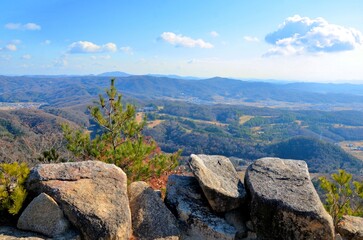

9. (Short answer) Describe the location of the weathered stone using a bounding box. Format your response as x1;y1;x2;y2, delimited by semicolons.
245;157;334;240
0;226;44;240
189;154;246;212
224;208;248;239
336;215;363;240
17;193;70;237
27;161;131;240
128;181;180;240
245;221;254;231
0;226;80;240
165;175;237;240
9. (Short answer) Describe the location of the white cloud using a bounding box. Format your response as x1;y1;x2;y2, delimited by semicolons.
24;23;41;30
210;31;219;37
264;15;363;56
42;40;51;45
160;32;214;48
121;46;133;55
10;39;21;45
5;22;41;30
0;40;21;52
68;41;117;54
22;54;32;60
53;55;68;67
243;36;259;42
5;44;17;51
91;55;111;60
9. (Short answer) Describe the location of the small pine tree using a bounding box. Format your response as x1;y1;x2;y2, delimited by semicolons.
319;169;363;226
63;78;180;182
0;162;30;215
38;148;66;163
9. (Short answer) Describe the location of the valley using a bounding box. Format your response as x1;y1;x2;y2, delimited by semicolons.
1;75;363;175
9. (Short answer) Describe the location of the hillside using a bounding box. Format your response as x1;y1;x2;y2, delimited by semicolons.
264;137;363;173
0;109;75;165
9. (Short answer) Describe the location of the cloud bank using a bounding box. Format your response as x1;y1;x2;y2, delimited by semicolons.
264;15;363;56
68;41;117;54
161;32;213;48
5;23;41;30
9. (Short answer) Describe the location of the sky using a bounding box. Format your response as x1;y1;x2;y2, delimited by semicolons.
1;0;363;82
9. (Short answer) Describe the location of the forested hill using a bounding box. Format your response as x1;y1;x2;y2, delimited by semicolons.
264;137;363;173
1;75;363;106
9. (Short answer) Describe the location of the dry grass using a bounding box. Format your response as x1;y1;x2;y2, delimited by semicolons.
339;141;363;162
135;112;144;123
239;115;254;125
147;120;164;128
0;107;15;110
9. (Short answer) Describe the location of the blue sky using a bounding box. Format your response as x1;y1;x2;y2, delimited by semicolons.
1;0;363;82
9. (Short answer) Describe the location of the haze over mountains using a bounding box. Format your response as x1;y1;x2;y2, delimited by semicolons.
1;73;363;110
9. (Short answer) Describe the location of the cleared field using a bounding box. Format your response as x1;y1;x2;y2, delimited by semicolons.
147;120;164;128
333;124;363;129
182;117;228;127
136;112;144;123
339;141;363;162
239;115;254;124
159;114;228;127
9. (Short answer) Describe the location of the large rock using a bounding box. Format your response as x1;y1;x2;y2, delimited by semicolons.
0;226;80;240
0;226;44;240
17;193;70;237
128;181;180;240
189;154;246;212
165;175;237;240
224;208;248;239
245;157;334;240
27;161;131;240
336;215;363;240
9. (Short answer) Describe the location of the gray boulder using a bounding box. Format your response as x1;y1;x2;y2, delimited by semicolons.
27;160;131;240
336;215;363;240
0;226;80;240
224;208;248;239
165;175;237;240
17;193;70;237
189;154;246;212
0;226;44;240
128;181;180;240
245;157;334;240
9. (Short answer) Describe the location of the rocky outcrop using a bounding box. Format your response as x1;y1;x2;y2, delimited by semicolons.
17;193;70;237
245;157;335;240
0;226;80;240
128;181;180;240
27;161;131;240
165;175;237;240
336;215;363;240
189;154;246;212
6;154;343;239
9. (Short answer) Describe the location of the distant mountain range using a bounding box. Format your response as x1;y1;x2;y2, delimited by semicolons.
98;71;201;80
1;75;363;108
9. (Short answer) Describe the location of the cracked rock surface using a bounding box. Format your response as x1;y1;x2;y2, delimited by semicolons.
189;154;246;213
245;157;334;240
165;175;237;240
128;181;180;240
27;161;131;240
